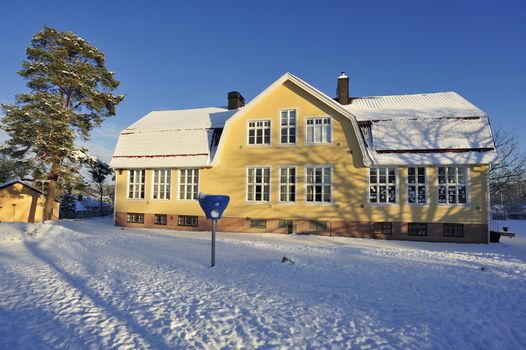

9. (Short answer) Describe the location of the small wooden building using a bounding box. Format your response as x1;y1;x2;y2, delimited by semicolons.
0;181;60;223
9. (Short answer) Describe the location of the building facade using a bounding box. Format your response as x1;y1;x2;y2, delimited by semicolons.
111;73;497;243
0;181;60;223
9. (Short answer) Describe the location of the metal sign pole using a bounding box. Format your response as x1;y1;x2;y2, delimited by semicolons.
211;219;216;267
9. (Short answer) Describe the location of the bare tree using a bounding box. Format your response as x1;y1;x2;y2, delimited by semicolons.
490;129;526;202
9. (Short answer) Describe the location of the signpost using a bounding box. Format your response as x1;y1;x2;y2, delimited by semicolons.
198;192;230;268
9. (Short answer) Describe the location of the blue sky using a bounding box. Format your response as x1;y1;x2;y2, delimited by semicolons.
1;0;525;161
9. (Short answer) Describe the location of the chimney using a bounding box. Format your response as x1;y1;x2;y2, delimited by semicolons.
227;91;245;110
337;72;350;105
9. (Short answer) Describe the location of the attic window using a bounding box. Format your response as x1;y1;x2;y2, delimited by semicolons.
248;120;271;145
305;117;331;144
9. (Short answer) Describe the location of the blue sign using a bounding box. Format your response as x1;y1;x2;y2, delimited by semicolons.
198;193;230;220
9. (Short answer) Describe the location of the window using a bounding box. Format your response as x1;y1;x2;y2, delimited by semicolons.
152;169;171;200
247;167;270;202
373;222;392;235
249;219;267;228
279;167;296;202
127;213;144;223
408;223;427;236
306;117;331;144
369;168;396;203
179;169;199;200
407;167;426;204
278;219;293;228
280;110;296;144
154;214;167;225
248;120;271;145
128;170;145;199
443;224;464;237
437;167;467;204
178;215;198;227
309;220;327;231
306;166;332;203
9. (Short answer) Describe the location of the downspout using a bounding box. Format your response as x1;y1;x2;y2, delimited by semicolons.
486;167;490;244
113;171;117;225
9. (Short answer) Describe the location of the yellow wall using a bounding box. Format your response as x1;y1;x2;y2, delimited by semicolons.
0;183;60;223
115;81;489;224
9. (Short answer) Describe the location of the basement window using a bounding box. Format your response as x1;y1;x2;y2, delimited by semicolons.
443;224;464;237
154;214;167;225
373;222;392;235
250;219;267;228
309;220;327;231
408;223;427;236
127;213;144;224
178;215;198;227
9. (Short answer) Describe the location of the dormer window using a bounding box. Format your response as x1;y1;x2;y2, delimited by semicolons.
247;120;271;145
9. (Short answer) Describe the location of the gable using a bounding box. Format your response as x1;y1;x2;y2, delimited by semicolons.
212;73;371;167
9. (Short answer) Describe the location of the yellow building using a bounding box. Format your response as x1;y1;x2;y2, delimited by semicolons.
0;181;60;223
110;73;497;243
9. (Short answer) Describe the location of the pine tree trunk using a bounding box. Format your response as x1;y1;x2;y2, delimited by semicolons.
43;177;58;221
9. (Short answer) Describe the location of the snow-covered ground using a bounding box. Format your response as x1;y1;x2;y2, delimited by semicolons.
1;219;525;349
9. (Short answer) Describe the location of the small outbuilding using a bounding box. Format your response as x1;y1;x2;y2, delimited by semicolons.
0;180;60;223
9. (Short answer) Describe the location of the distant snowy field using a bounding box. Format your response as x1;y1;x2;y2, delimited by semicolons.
1;220;525;349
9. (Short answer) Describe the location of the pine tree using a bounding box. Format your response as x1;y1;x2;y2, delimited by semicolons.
0;27;124;220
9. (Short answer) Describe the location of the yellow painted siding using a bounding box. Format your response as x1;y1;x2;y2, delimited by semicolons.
0;183;60;223
115;81;489;225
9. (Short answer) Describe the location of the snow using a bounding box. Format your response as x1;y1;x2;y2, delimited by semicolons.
344;92;486;121
111;107;237;169
1;219;525;349
128;107;237;130
372;117;494;151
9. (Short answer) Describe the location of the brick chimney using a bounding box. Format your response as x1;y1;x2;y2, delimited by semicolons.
337;72;350;105
227;91;245;110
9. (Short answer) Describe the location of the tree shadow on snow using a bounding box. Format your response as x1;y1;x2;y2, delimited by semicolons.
23;240;176;349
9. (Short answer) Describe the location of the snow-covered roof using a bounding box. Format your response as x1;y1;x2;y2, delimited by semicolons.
111;75;497;168
371;117;494;151
110;107;237;169
128;107;236;130
344;92;485;121
344;92;497;165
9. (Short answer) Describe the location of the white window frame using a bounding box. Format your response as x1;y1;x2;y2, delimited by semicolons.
279;166;296;203
151;169;171;200
247;120;271;146
305;165;333;204
279;109;297;145
246;167;271;202
127;169;145;200
437;166;469;205
369;167;397;204
178;168;199;201
407;167;427;205
305;117;332;145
